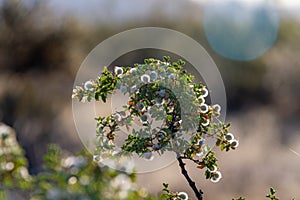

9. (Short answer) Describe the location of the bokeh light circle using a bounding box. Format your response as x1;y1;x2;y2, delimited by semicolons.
72;27;227;173
204;0;279;61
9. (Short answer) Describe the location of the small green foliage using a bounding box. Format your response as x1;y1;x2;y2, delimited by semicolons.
95;66;118;102
266;187;279;200
232;197;246;200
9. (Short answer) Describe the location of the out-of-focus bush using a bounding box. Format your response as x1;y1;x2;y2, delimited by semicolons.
0;123;157;200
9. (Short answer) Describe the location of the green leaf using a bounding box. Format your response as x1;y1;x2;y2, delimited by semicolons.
163;56;170;62
101;93;107;102
166;115;172;121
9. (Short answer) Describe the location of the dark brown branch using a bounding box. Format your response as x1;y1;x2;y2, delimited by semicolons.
177;156;203;200
180;155;202;165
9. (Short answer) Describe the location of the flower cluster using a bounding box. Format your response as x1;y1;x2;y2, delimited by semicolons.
73;57;239;178
72;57;239;199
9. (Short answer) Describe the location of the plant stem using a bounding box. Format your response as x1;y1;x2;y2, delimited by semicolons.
177;155;203;200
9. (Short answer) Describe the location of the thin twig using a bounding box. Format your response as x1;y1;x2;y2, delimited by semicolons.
177;155;203;200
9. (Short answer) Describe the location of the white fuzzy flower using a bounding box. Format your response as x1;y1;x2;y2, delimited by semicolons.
19;167;30;179
178;192;189;200
61;156;86;169
61;156;76;168
0;125;10;137
143;152;154;161
208;165;218;173
198;96;205;104
114;113;122;122
129;67;137;74
200;103;209;113
201;87;209;97
111;174;131;192
150;71;158;80
84;81;94;91
212;104;221;113
152;144;160;150
141;74;151;83
120;85;127;94
230;139;239;148
5;162;14;171
224;133;234;141
114;66;123;76
68;176;78;185
168;73;175;80
210;170;222;183
201;118;210;126
93;155;104;163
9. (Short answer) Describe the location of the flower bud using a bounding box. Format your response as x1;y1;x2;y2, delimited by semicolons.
114;66;123;76
201;118;210;126
230;139;239;148
152;144;160;150
168;73;175;80
84;81;94;91
141;74;150;83
210;170;222;183
150;71;158;80
212;104;221;113
113;113;122;122
200;104;209;113
178;192;189;200
129;67;137;74
224;133;234;141
201;87;208;97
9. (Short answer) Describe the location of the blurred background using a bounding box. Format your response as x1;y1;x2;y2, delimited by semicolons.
0;0;299;199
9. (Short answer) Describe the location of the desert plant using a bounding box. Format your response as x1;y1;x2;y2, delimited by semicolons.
72;57;239;199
